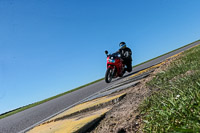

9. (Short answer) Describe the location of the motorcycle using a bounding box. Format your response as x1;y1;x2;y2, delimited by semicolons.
104;50;125;83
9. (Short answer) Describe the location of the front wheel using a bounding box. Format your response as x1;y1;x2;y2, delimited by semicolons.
105;67;113;83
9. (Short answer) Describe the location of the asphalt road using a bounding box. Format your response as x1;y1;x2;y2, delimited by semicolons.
0;40;199;133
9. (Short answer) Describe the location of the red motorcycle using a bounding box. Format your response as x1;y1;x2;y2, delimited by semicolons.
105;50;125;83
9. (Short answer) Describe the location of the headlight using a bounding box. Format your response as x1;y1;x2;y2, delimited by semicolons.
108;59;115;63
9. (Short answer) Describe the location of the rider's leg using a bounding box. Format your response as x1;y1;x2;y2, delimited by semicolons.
126;61;132;72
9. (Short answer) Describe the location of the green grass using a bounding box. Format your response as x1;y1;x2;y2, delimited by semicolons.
140;44;200;132
0;78;104;119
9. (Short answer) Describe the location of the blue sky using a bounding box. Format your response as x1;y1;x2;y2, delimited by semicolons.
0;0;200;114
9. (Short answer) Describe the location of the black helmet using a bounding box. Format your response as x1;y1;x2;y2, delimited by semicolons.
119;42;126;48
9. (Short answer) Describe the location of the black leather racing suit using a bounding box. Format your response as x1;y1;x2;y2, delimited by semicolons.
118;47;132;72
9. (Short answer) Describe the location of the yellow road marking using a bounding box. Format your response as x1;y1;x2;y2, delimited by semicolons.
166;52;182;60
48;93;125;122
129;49;184;79
28;93;126;133
187;43;200;50
128;62;164;78
28;107;111;133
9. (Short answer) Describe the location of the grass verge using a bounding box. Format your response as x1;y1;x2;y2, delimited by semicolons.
140;44;200;132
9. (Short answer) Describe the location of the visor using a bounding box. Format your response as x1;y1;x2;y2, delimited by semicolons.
120;44;126;48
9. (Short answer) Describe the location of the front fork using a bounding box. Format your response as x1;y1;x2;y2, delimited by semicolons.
108;65;116;77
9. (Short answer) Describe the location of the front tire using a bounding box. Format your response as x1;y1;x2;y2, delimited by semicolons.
105;67;113;83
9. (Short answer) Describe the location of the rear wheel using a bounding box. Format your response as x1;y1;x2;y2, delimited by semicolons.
105;67;113;83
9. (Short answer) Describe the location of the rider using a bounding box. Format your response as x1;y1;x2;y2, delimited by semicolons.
118;42;132;72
